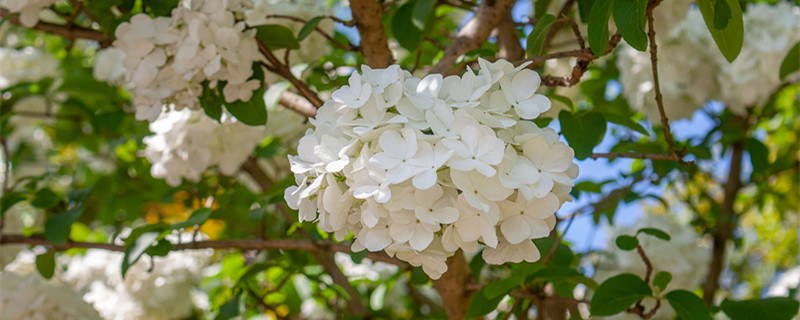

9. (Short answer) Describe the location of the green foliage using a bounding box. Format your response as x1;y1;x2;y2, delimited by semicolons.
590;274;652;316
636;227;671;241
612;0;648;51
779;41;800;80
665;290;712;320
255;25;300;50
721;298;800;320
696;0;744;62
392;3;424;50
35;250;56;279
44;206;84;245
652;271;672;292
526;14;556;57
588;0;614;56
559;110;607;160
297;16;324;42
615;235;639;251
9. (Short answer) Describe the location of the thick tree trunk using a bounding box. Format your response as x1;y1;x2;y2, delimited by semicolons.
433;250;474;320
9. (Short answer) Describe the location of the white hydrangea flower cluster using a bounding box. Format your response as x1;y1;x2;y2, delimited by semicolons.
60;232;214;320
0;272;103;320
2;0;57;27
618;2;800;121
0;47;60;89
112;0;263;121
594;214;711;320
285;59;577;279
143;107;265;186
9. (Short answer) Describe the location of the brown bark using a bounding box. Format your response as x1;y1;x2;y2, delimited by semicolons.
703;139;745;305
350;0;394;68
495;12;525;61
0;8;111;46
430;0;517;75
433;251;474;320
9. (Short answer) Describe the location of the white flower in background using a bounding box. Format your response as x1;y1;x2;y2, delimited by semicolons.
0;204;34;268
0;47;60;89
767;267;800;299
594;213;711;320
618;2;800;121
143;107;265;186
715;2;800;113
286;59;577;279
0;272;103;320
93;47;128;84
60;232;214;320
2;0;57;27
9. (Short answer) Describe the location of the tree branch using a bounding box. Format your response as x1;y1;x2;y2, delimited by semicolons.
590;152;693;165
257;40;324;108
0;8;111;46
430;0;517;74
494;12;524;61
703;136;745;305
350;0;394;68
645;0;689;166
433;250;474;320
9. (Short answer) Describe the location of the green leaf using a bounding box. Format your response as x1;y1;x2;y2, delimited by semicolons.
170;208;212;230
559;110;607;160
534;237;574;267
612;0;648;51
483;275;525;300
255;25;299;50
222;64;268;126
779;41;800;80
67;187;93;204
392;3;423;50
1;192;27;215
35;251;56;279
144;0;179;16
248;206;268;221
615;235;639;251
121;223;169;277
588;0;614;56
603;112;649;136
218;295;242;318
44;206;84;245
590;273;652;316
712;0;731;30
297;16;323;42
696;0;743;62
526;14;557;57
410;267;429;285
31;188;59;209
146;239;173;257
744;138;769;175
577;0;596;23
199;82;223;122
637;227;671;241
534;0;554;19
652;271;672;292
468;285;507;317
666;290;712;320
412;0;436;31
721;298;800;320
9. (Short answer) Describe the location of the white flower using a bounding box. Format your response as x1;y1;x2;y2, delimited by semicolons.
499;69;552;119
0;272;102;320
498;193;560;244
286;59;576;278
3;0;57;28
143;108;265;186
332;71;372;110
444;124;506;177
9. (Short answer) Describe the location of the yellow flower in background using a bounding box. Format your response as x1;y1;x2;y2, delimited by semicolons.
145;190;225;239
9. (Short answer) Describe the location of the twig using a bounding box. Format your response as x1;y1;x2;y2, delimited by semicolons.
0;233;410;269
636;244;654;284
590;152;693;165
0;8;111;46
645;0;688;166
257;40;324;108
540;0;576;51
